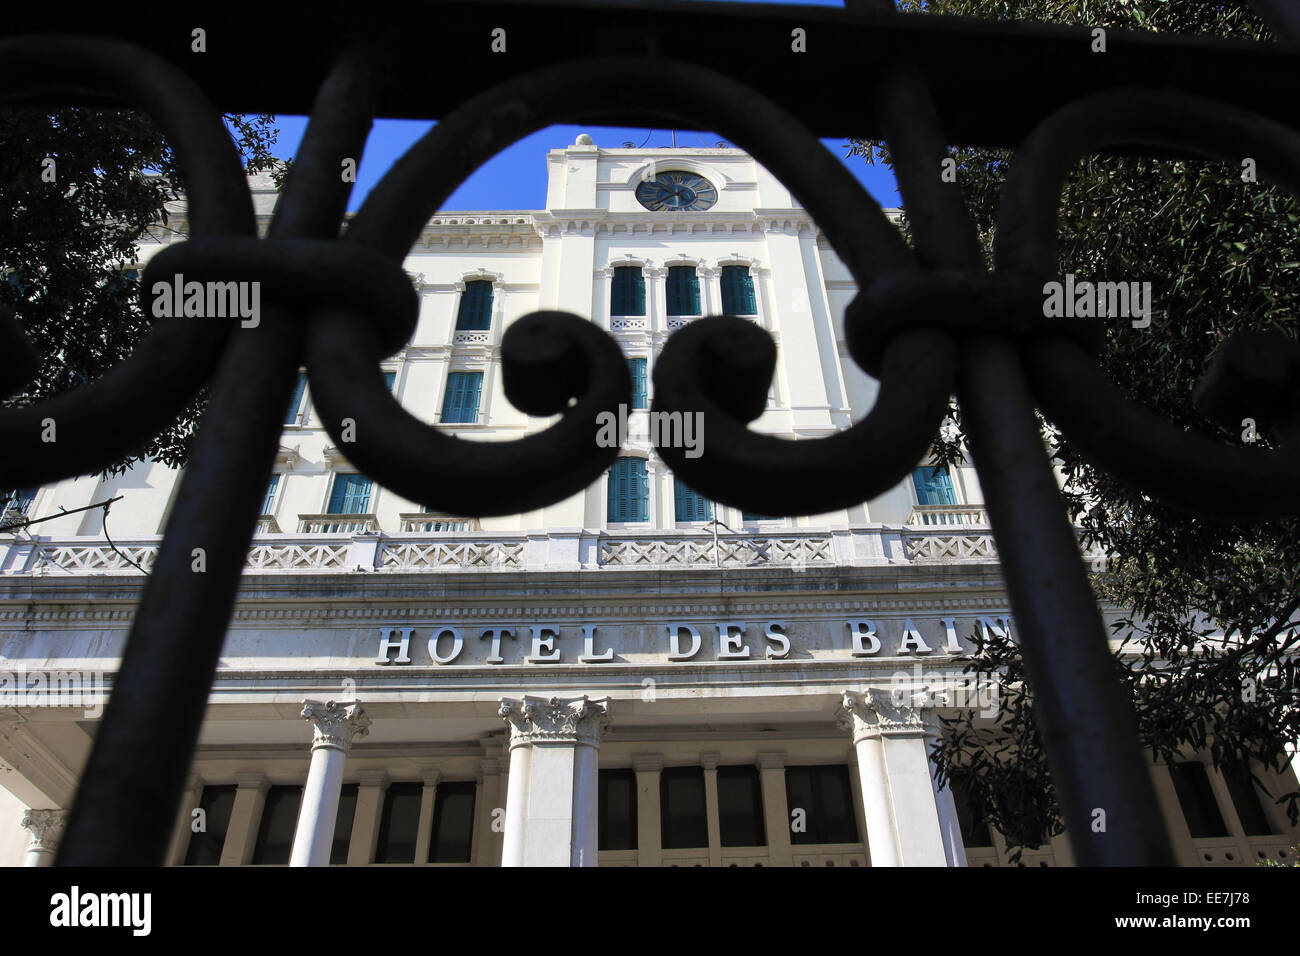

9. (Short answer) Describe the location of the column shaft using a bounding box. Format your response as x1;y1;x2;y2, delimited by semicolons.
289;699;370;867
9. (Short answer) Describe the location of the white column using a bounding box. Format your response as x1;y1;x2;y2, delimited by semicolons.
648;265;667;332
289;699;371;867
702;752;722;867
21;808;66;867
220;773;269;866
757;752;793;866
838;689;950;866
924;724;968;867
413;770;440;865
634;755;663;867
700;265;721;316
498;695;611;867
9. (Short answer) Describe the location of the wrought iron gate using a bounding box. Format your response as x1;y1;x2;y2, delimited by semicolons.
2;0;1299;866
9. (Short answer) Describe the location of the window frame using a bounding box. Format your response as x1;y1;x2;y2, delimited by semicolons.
440;370;485;425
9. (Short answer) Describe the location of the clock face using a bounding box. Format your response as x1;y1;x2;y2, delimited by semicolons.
635;171;718;211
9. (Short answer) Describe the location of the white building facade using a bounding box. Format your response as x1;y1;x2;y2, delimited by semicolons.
1;140;1296;867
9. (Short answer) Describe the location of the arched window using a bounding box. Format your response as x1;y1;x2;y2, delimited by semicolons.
720;265;757;315
611;266;646;316
456;280;494;331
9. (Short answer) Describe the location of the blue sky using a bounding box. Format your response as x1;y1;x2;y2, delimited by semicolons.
260;0;901;215
267;118;902;214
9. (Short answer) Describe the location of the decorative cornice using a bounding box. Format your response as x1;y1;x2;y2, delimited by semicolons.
301;699;371;753
21;808;67;852
837;688;945;741
499;694;611;748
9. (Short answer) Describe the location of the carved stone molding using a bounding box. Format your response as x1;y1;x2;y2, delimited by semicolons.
499;695;611;748
21;808;67;852
301;699;371;753
837;688;944;742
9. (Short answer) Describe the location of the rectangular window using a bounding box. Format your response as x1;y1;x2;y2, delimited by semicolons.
785;765;860;846
262;474;280;515
374;782;423;863
383;371;396;392
2;487;38;517
285;371;308;425
599;769;638;851
629;357;648;410
607;457;649;523
666;265;701;316
742;511;778;523
331;784;358;865
950;776;995;848
717;766;766;847
1168;762;1230;839
429;781;477;863
183;785;237;866
720;265;757;315
912;465;957;506
441;371;483;424
252;785;302;865
661;766;708;849
455;280;493;331
674;480;713;523
327;473;373;515
1223;763;1275;836
610;266;646;316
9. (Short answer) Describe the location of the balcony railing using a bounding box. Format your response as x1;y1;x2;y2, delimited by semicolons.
296;513;378;535
906;504;990;526
398;512;479;533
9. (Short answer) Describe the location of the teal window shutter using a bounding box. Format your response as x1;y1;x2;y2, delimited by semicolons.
629;358;648;410
721;265;757;315
3;487;38;516
743;511;778;522
285;372;307;424
608;457;648;522
456;281;493;331
674;480;712;522
262;475;280;515
329;474;373;514
442;372;483;423
383;371;396;392
611;267;645;316
912;466;957;506
666;266;701;316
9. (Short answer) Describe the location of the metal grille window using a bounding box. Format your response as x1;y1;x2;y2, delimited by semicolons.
598;769;638;852
666;265;701;316
629;357;648;410
608;457;649;523
326;474;372;515
251;785;302;865
429;781;477;864
912;465;957;506
717;765;766;848
374;782;423;864
785;765;859;846
455;280;493;331
284;371;308;425
182;785;237;866
610;266;645;316
674;479;712;523
720;265;757;315
1168;762;1231;839
660;766;708;850
441;371;483;424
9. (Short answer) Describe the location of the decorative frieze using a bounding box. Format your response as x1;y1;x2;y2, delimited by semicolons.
498;695;611;747
301;699;371;753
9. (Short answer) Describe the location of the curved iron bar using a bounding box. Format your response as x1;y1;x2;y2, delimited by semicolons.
0;35;254;485
999;86;1300;523
307;56;915;516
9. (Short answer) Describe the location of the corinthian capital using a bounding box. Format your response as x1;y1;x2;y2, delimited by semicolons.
498;695;611;748
837;688;941;741
21;808;68;852
301;699;371;753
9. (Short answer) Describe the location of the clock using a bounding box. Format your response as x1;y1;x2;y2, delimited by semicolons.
635;170;718;211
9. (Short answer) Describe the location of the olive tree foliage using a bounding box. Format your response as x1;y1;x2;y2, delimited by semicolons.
0;109;283;475
849;0;1300;854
